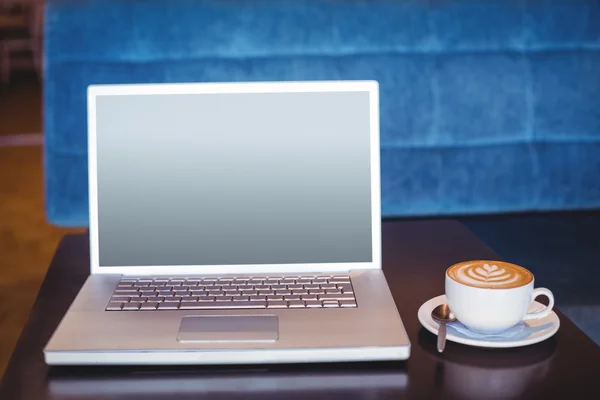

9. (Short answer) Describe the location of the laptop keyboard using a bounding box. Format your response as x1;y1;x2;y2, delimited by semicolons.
106;275;357;311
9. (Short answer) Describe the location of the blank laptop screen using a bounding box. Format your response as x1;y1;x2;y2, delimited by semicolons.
94;90;373;267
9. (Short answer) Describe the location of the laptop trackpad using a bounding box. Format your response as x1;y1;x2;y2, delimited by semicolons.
177;315;279;342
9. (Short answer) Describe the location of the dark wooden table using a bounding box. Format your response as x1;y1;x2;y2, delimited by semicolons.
1;220;599;399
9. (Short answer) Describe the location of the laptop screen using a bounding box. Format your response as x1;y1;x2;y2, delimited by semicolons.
93;88;374;268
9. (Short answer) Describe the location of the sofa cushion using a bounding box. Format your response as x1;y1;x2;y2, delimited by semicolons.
45;49;600;152
47;0;600;62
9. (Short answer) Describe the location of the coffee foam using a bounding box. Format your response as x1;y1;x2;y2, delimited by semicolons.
447;261;533;289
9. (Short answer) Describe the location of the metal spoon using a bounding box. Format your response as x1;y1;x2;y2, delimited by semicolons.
431;304;456;353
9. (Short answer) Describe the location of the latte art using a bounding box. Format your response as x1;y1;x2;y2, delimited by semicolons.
447;261;533;289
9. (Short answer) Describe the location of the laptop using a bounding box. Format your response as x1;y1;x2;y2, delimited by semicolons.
43;80;411;365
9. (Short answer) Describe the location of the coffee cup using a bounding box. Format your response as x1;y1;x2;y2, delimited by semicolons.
445;260;554;334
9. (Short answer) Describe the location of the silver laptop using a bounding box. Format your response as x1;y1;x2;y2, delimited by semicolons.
44;80;411;365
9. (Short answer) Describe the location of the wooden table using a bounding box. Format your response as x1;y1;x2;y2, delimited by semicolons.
1;220;599;399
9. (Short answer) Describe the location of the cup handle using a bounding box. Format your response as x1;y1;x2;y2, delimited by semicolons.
523;288;554;321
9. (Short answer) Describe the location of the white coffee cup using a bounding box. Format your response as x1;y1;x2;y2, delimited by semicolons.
445;260;554;334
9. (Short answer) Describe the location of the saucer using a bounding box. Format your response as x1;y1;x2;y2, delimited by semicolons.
417;295;560;349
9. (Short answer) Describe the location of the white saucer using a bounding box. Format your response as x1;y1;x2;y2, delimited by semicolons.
417;295;560;349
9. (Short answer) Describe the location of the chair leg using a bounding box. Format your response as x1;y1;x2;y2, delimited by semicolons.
0;42;10;85
30;37;42;80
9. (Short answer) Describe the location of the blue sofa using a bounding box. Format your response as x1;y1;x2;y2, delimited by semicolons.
44;0;600;227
